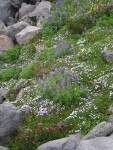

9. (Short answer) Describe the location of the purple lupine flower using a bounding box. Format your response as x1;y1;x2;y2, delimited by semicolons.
73;74;78;84
97;3;101;9
108;3;112;10
54;51;59;57
56;84;60;91
59;67;66;72
57;92;61;99
56;1;65;8
48;15;52;19
43;85;47;92
67;76;71;84
49;71;55;77
49;87;52;94
90;15;93;21
60;76;65;88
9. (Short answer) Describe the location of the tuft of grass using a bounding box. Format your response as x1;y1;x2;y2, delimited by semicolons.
0;67;21;82
20;63;38;79
2;45;22;63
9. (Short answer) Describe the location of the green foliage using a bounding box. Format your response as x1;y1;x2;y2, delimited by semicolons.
38;69;87;107
1;0;113;150
20;63;38;79
2;45;22;63
67;16;94;34
0;67;20;82
19;44;36;62
29;32;42;45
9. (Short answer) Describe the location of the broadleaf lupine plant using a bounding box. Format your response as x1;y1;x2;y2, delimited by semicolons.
38;67;87;107
43;0;113;34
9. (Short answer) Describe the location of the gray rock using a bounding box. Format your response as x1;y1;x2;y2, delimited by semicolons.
21;105;31;114
0;0;15;23
84;121;113;140
36;8;50;28
108;115;113;123
0;21;6;30
28;1;52;20
0;102;24;144
0;21;29;40
37;134;81;150
108;105;113;113
76;136;113;150
19;2;35;19
6;17;17;26
62;139;77;150
10;0;25;8
16;25;41;44
101;49;113;63
0;35;14;55
0;95;6;104
0;146;9;150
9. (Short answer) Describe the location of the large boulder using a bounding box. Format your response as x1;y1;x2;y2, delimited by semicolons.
28;1;52;20
0;0;15;23
0;21;6;30
76;136;113;150
10;0;26;9
37;134;81;150
0;21;29;40
83;121;113;140
0;146;9;150
19;2;35;19
0;35;14;55
0;102;24;144
16;25;41;44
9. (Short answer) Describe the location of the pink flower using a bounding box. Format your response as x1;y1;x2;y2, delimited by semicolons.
48;126;55;132
23;136;30;141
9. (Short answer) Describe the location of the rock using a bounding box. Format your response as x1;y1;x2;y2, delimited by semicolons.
10;0;25;9
108;105;113;112
0;146;9;150
0;95;6;104
16;25;41;44
6;17;17;26
0;35;14;55
36;8;50;28
0;0;15;23
62;139;77;150
0;21;6;30
28;1;52;21
0;21;29;40
76;136;113;150
108;115;113;123
37;134;82;150
101;49;113;63
84;121;113;140
21;105;31;114
0;102;24;144
19;2;35;20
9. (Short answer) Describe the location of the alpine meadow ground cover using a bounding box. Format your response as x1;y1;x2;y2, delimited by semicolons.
0;0;113;149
